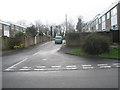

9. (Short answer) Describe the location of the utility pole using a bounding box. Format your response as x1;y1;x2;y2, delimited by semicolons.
50;26;52;37
65;14;68;34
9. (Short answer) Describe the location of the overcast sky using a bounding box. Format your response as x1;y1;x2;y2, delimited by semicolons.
0;0;117;25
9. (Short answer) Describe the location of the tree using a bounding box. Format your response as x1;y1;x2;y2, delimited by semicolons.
26;25;38;37
76;16;84;32
67;21;75;33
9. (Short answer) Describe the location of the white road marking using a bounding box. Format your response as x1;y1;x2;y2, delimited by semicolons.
82;65;92;67
82;67;94;69
34;69;45;71
115;65;120;68
113;63;120;65
51;66;61;68
99;66;111;69
5;58;28;70
112;63;120;68
66;67;77;70
66;65;76;68
36;66;46;68
42;59;47;61
5;68;14;71
22;67;31;69
19;69;31;71
97;64;108;66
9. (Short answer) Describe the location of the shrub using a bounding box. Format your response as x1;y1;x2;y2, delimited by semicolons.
82;33;110;55
9;38;21;49
19;44;25;48
13;44;25;49
14;45;20;49
15;32;25;38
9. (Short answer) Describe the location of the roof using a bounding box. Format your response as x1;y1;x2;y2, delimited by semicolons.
0;20;10;26
14;23;27;29
0;20;27;28
99;0;120;18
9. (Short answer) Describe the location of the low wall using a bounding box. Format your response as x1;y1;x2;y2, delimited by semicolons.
2;35;51;50
2;36;10;50
65;32;89;46
65;31;119;46
24;36;35;47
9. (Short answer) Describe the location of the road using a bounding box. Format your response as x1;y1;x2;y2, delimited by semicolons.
2;41;119;88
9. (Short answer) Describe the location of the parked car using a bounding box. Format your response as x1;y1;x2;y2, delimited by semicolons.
55;36;63;44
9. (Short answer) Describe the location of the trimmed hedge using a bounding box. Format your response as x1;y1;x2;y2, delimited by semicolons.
82;33;110;55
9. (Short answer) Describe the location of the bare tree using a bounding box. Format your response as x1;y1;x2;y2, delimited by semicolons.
16;20;27;26
76;16;84;32
67;20;75;33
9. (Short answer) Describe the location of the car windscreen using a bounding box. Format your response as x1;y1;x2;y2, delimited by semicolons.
55;37;62;39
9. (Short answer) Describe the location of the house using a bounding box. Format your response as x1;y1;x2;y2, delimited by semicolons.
82;0;120;32
0;20;26;37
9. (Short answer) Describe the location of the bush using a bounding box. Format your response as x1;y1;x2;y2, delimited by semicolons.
13;44;25;49
8;38;21;49
15;32;25;38
82;33;110;55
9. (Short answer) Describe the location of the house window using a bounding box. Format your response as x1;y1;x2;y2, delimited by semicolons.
102;15;105;22
15;26;19;31
96;19;98;24
11;25;14;30
0;24;2;37
111;7;117;16
96;19;98;31
99;18;101;24
4;25;10;37
20;27;23;32
102;22;106;31
111;7;117;28
96;24;98;30
102;15;106;31
107;12;110;19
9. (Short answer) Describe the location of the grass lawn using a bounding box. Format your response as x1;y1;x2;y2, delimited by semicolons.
69;46;120;59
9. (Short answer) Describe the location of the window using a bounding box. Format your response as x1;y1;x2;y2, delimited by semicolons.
20;27;23;32
96;19;98;30
111;7;117;16
111;15;117;27
96;19;98;24
102;15;105;22
4;25;10;37
15;26;19;31
102;22;106;31
96;24;98;30
107;12;110;19
99;18;101;24
111;7;117;27
0;24;2;37
102;15;106;31
11;25;14;30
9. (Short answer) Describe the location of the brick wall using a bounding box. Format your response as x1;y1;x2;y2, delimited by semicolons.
65;32;118;46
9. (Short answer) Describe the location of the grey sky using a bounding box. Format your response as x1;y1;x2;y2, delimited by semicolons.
0;0;117;25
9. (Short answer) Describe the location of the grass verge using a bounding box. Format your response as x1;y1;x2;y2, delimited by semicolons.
69;46;120;59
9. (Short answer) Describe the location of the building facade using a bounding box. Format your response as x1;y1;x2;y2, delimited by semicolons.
0;20;26;37
82;0;120;32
